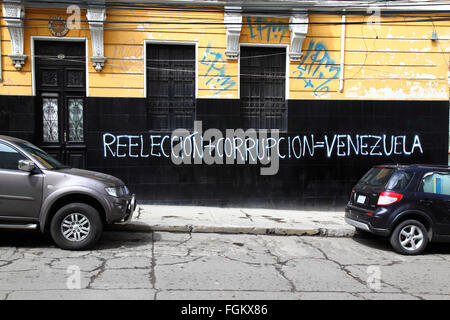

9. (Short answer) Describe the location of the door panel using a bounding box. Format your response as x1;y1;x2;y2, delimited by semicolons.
0;170;43;220
64;95;86;168
418;171;450;235
35;40;86;168
0;143;43;220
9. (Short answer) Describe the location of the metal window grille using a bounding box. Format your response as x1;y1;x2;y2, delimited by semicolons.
146;44;196;131
42;97;59;143
68;98;84;142
240;47;287;131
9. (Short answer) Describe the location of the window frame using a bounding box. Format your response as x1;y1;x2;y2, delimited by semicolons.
144;40;198;132
0;141;31;172
238;43;289;132
31;36;89;97
418;170;450;196
385;170;414;191
239;43;289;100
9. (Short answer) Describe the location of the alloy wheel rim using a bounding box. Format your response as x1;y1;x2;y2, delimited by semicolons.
399;225;424;251
61;213;90;242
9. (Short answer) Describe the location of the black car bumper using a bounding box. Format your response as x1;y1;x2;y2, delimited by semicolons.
345;206;391;237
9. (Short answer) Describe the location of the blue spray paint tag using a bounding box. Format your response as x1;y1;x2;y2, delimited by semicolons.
435;177;442;194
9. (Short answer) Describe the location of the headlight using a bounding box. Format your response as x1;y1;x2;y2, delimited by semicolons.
105;186;129;197
105;187;120;197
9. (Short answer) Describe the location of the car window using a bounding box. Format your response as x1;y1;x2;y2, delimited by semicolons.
385;170;414;191
0;142;27;170
16;141;65;170
421;172;450;196
359;167;395;187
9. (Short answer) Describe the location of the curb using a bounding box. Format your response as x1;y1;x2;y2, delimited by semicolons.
110;222;356;238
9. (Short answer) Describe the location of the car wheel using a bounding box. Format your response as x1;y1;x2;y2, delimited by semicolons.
390;219;428;255
50;203;103;250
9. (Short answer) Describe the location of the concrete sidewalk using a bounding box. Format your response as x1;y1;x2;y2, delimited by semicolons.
117;204;356;237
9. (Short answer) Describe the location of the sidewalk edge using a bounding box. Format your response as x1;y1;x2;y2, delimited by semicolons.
112;222;355;237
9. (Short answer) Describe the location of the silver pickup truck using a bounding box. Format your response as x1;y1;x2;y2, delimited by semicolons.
0;135;136;250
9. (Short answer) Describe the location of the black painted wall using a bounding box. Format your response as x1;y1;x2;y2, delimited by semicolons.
0;95;448;209
84;98;449;209
0;96;36;142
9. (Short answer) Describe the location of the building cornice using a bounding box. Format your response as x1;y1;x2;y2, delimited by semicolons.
2;1;26;71
15;0;450;13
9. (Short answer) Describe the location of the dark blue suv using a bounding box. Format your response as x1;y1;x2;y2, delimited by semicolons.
345;164;450;255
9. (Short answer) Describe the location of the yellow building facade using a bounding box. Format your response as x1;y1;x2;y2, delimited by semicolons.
0;1;449;207
1;7;449;100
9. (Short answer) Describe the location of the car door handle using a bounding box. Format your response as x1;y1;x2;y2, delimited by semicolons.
420;199;433;206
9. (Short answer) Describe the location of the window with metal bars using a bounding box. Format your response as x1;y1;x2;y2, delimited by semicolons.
146;44;196;131
240;46;287;131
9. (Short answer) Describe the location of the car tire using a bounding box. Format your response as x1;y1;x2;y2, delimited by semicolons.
390;219;428;255
50;203;103;250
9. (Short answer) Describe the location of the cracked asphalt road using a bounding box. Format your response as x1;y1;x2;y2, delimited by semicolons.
1;229;450;300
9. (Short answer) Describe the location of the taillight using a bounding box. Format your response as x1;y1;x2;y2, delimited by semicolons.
377;191;403;206
350;189;355;200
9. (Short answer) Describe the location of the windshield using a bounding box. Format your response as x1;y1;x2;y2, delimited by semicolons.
359;167;394;187
16;141;66;170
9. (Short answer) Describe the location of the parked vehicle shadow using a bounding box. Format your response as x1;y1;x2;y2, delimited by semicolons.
94;230;154;250
0;229;155;251
351;234;393;253
421;242;450;255
0;230;54;248
351;232;450;255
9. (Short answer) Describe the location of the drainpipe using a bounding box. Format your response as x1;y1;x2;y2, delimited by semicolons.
339;10;346;93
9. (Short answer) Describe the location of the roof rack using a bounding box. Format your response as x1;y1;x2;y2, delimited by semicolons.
409;164;450;169
373;164;450;169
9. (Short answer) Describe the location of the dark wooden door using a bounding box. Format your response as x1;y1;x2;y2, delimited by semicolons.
35;40;86;168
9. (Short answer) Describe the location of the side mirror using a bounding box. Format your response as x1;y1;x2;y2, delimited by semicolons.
18;159;36;172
